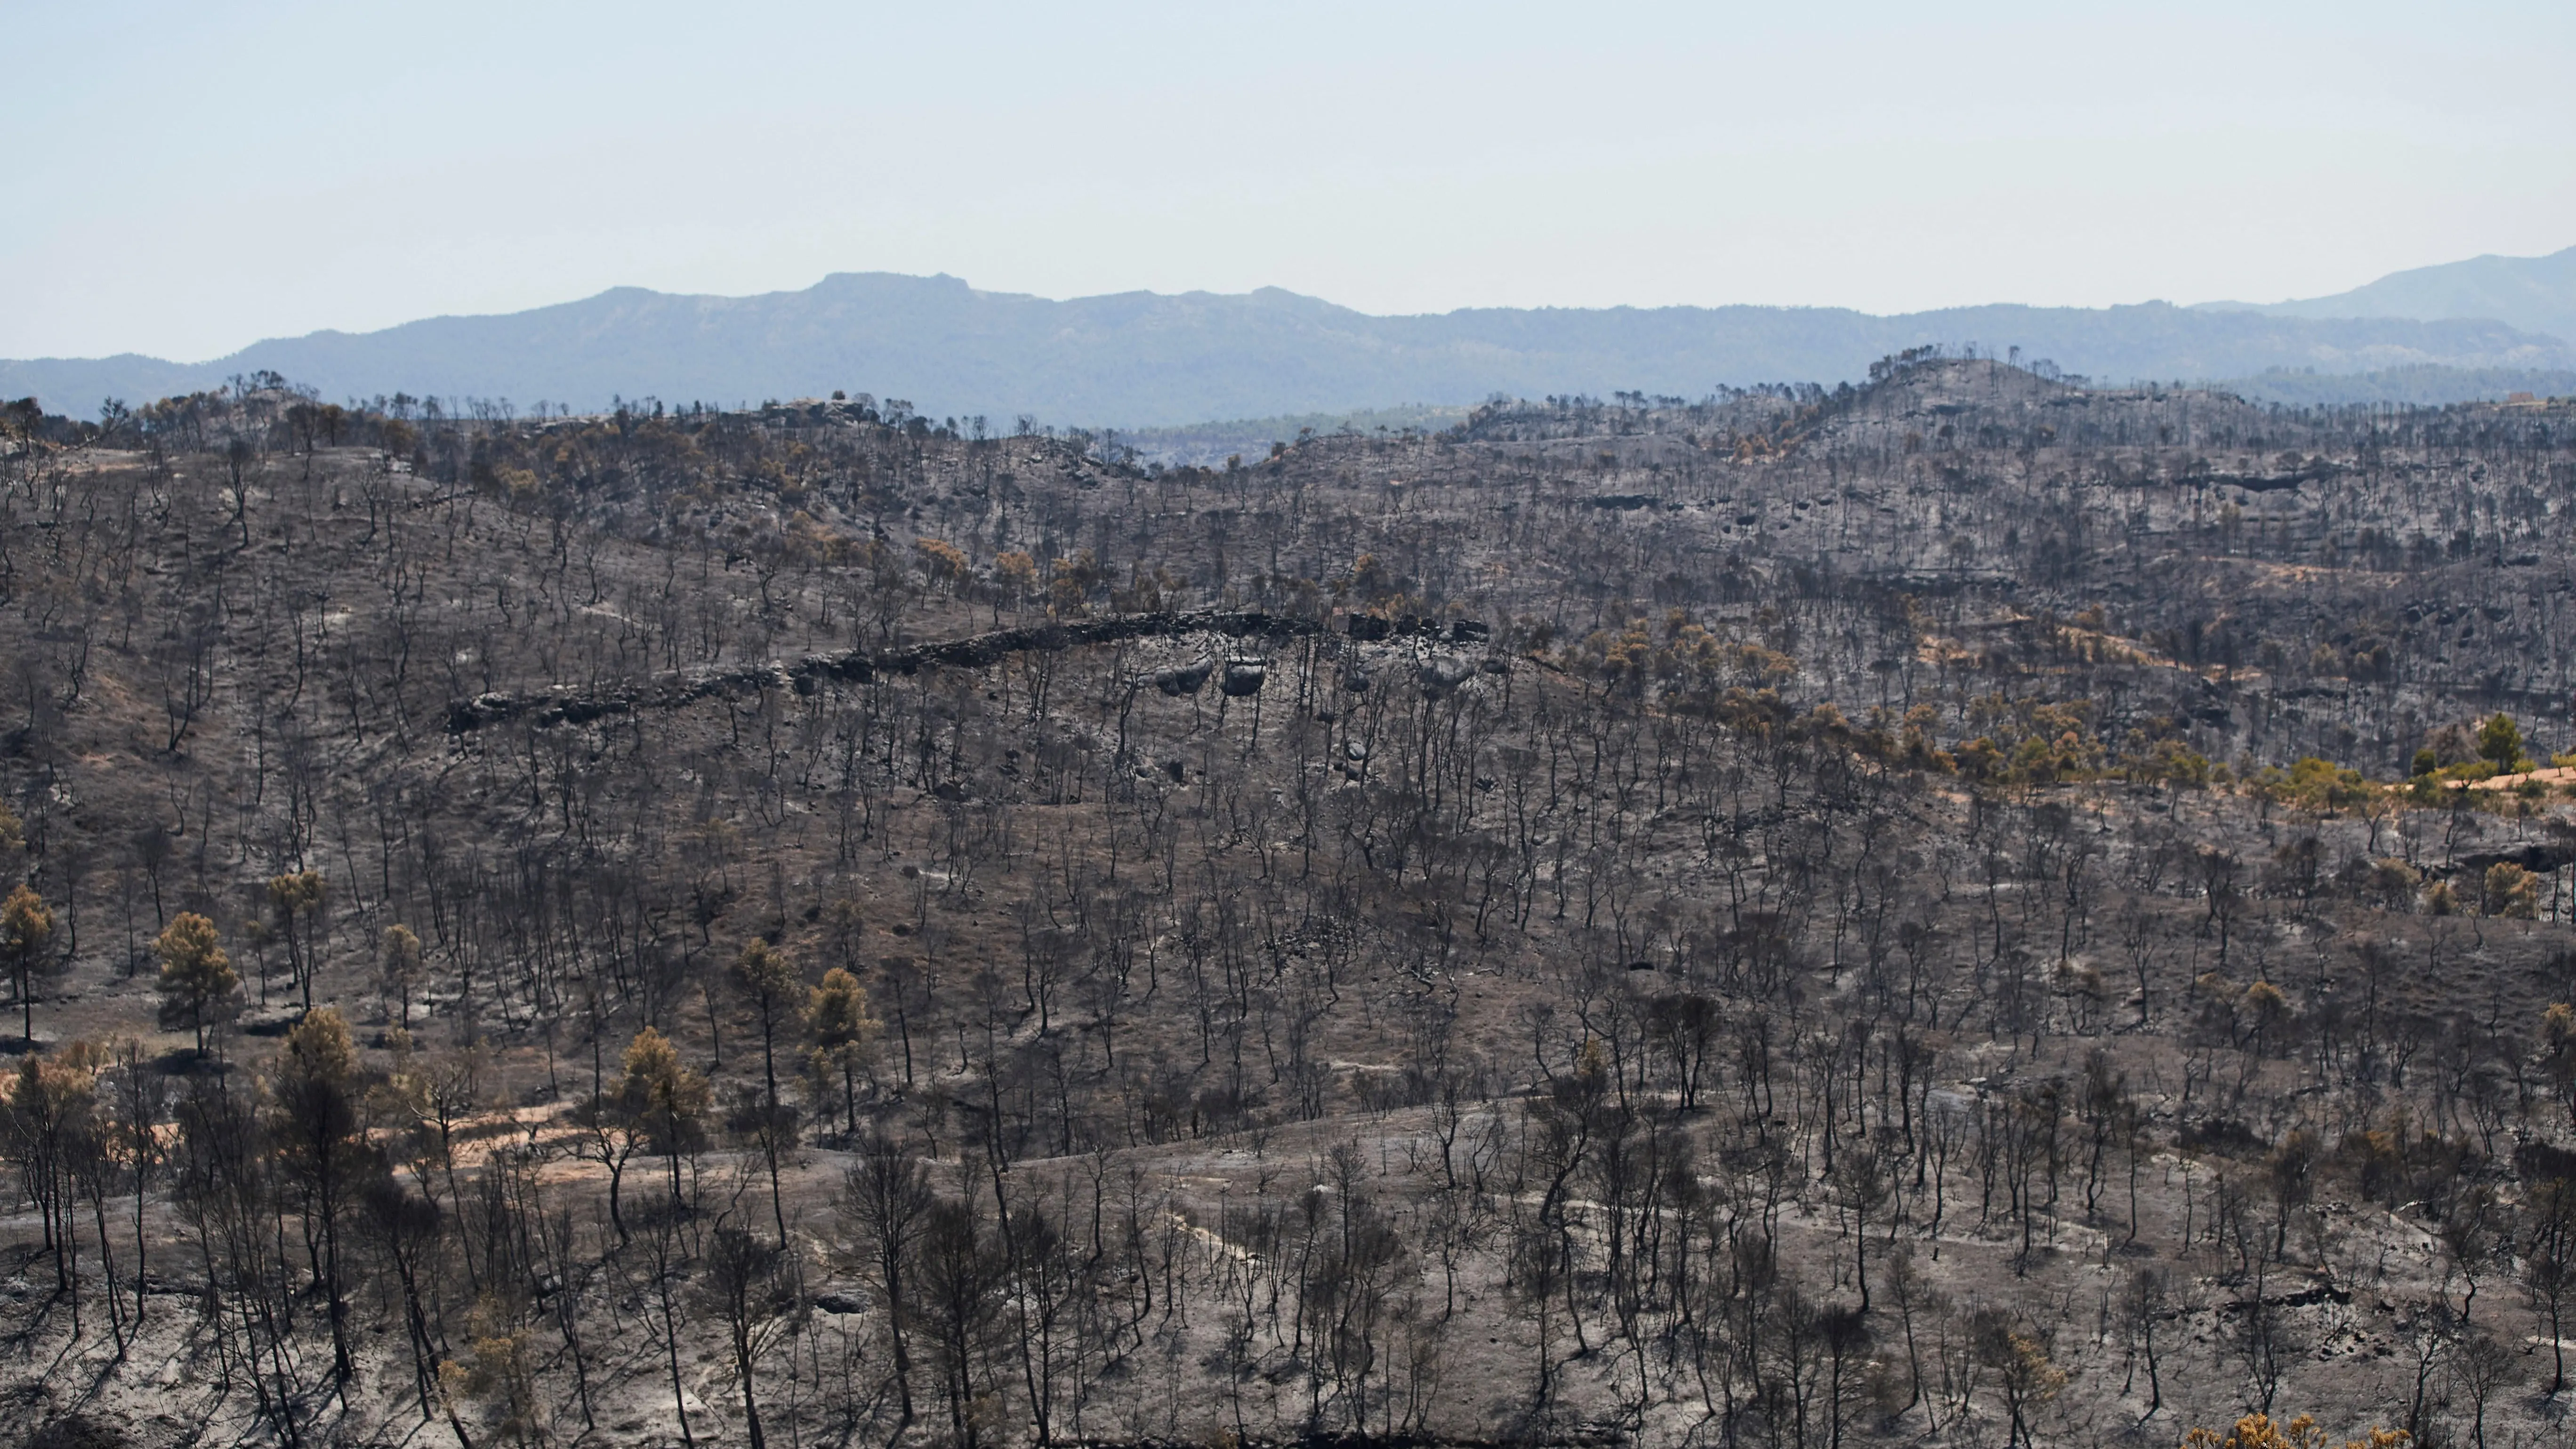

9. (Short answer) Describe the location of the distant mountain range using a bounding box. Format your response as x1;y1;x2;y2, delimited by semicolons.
7;252;2576;426
2197;244;2576;348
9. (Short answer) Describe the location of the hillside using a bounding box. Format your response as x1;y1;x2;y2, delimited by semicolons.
5;272;2570;426
2213;363;2576;408
3;361;2576;1449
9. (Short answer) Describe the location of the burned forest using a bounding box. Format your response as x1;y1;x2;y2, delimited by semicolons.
7;356;2576;1449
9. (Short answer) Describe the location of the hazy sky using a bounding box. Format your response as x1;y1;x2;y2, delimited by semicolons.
10;0;2574;362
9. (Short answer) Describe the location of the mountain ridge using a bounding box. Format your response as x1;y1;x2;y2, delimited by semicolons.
6;270;2571;425
2198;244;2576;345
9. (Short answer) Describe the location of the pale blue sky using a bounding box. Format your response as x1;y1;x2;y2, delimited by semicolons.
9;0;2574;361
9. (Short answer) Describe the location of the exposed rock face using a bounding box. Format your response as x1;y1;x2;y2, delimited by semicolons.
450;608;1320;732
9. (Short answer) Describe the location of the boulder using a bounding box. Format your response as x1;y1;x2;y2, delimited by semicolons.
1418;656;1476;696
1153;660;1214;696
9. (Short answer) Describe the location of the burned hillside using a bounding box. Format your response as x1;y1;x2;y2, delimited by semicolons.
2;358;2576;1449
